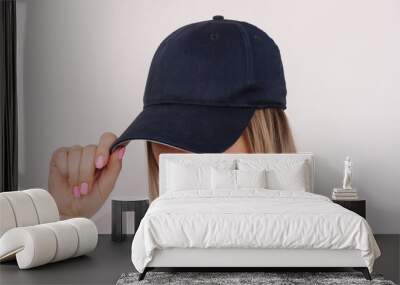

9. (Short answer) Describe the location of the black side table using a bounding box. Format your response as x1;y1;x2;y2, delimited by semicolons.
332;199;366;219
112;198;149;242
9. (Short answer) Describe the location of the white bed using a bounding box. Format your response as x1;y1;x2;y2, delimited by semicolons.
131;153;380;280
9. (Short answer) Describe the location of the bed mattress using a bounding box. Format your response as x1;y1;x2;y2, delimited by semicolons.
131;190;380;273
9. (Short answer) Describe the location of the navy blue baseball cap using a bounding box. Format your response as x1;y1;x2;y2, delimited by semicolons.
110;15;287;153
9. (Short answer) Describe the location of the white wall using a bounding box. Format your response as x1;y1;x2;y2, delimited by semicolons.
17;0;400;234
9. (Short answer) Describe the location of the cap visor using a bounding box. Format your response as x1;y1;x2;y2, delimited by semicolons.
110;104;255;153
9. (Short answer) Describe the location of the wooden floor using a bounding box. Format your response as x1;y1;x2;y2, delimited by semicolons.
0;235;398;285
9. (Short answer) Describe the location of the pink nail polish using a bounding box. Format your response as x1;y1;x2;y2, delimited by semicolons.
95;156;104;169
80;182;88;195
73;186;81;198
118;147;126;160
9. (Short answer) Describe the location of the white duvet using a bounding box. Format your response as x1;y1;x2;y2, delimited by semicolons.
131;190;380;273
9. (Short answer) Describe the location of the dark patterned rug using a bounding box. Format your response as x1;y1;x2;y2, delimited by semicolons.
116;271;396;285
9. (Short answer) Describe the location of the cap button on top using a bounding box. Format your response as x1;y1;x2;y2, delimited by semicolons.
212;15;224;20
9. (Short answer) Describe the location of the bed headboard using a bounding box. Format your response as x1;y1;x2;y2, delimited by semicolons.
159;153;315;195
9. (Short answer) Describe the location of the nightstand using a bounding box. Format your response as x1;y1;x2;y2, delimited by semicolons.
111;197;149;242
332;199;366;218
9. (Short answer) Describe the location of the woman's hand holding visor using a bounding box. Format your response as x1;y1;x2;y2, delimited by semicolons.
48;132;125;218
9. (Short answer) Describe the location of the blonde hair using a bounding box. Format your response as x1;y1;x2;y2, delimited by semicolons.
146;108;296;201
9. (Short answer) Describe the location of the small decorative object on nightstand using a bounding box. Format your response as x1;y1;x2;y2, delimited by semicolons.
332;199;366;219
332;156;359;200
112;197;149;242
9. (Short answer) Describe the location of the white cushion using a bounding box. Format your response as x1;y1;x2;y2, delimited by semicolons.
236;169;268;189
159;154;314;195
0;218;97;269
211;169;268;191
238;159;309;191
24;189;60;224
267;162;307;191
64;218;98;257
0;192;39;227
42;221;78;262
0;189;60;238
211;168;237;190
167;162;211;191
0;226;57;269
0;196;17;237
166;160;235;192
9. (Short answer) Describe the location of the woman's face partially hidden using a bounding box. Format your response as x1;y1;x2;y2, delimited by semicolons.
150;134;250;164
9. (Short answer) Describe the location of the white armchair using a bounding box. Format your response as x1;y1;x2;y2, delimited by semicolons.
0;189;97;269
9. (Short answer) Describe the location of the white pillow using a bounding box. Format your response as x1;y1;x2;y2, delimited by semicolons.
211;169;268;190
267;162;307;191
166;160;235;192
211;168;236;190
167;162;211;191
236;169;267;189
238;159;309;191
